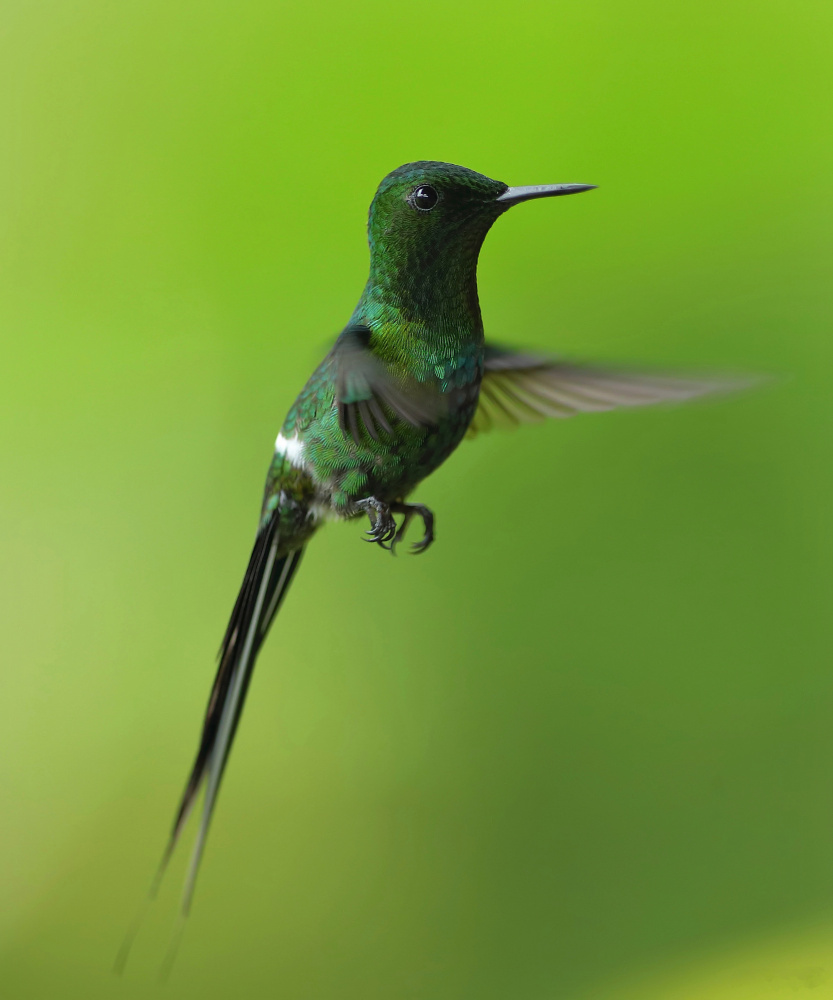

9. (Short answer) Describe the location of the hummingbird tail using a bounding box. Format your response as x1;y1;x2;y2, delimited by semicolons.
157;512;305;915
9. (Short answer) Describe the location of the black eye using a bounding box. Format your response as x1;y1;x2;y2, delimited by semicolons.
410;185;439;212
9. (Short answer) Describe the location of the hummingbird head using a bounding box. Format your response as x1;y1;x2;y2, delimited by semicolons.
363;161;595;323
368;161;595;255
368;161;507;254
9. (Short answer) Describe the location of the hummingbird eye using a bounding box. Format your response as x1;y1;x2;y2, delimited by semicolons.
410;185;439;212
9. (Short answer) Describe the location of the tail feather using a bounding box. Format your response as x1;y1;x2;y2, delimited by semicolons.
156;513;305;912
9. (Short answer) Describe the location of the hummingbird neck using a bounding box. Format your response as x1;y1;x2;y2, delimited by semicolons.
356;245;485;343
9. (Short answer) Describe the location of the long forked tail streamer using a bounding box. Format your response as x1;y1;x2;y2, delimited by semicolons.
116;512;305;972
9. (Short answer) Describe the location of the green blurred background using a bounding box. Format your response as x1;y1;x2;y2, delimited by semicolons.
2;0;832;997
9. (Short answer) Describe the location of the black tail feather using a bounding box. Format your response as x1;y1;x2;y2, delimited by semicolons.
117;516;304;974
155;513;305;911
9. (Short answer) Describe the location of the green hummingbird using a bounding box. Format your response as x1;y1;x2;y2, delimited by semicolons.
156;161;730;917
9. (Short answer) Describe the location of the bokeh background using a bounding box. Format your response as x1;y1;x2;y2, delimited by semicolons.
2;1;832;997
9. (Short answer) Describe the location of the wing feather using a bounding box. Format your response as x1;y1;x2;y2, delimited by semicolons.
333;325;446;445
467;344;751;437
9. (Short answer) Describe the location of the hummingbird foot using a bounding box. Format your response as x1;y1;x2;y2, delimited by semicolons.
390;501;435;555
356;497;398;548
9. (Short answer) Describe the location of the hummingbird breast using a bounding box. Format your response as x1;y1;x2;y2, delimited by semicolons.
263;345;483;530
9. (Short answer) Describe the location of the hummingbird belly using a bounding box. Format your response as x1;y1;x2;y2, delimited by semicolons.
266;385;480;524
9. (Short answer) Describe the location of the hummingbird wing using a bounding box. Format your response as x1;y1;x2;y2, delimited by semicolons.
333;325;446;445
468;344;747;436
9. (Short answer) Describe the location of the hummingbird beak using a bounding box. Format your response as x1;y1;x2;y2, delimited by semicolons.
496;183;597;205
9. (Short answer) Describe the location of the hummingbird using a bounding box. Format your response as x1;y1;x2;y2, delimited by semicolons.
154;161;731;918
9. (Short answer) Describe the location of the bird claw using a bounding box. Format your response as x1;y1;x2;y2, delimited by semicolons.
356;497;397;549
356;498;435;554
390;502;434;555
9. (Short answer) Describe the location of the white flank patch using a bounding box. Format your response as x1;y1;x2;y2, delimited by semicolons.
309;502;343;523
274;432;306;467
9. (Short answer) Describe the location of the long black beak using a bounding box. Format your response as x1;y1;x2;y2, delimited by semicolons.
496;183;597;205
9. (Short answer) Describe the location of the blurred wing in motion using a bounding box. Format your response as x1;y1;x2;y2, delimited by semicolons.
333;324;447;445
468;344;751;436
